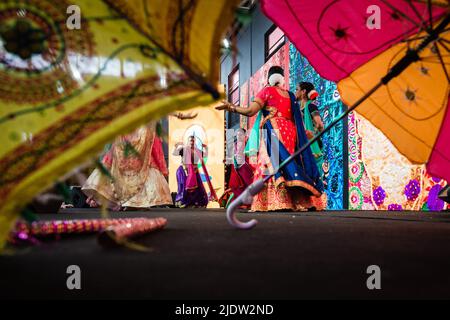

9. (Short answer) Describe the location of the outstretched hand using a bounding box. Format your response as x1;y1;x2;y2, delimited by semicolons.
215;100;232;111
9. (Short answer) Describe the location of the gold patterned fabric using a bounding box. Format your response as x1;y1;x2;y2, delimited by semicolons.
0;0;239;249
82;123;172;208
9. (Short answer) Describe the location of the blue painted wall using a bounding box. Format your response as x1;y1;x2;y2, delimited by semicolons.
220;3;274;131
221;5;272;86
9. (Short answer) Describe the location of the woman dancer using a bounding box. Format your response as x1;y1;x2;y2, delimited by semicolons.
82;121;172;210
216;66;324;211
173;135;209;208
83;113;196;210
227;128;254;207
295;81;324;174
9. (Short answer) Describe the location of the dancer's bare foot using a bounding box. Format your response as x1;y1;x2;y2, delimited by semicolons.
86;196;99;208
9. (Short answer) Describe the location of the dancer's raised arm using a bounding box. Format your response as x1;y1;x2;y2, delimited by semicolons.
215;99;263;117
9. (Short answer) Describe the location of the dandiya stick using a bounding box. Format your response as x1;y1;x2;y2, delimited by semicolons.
13;218;140;239
195;148;219;202
97;217;167;248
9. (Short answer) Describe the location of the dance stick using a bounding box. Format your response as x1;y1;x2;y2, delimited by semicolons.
98;217;167;248
199;155;219;202
195;147;219;202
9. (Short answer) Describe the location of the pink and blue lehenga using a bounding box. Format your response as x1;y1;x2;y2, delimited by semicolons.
248;86;325;211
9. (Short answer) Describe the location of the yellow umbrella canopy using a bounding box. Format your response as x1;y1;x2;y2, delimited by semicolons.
0;0;238;249
338;28;450;165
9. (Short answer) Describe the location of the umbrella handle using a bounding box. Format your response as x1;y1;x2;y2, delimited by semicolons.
226;178;265;229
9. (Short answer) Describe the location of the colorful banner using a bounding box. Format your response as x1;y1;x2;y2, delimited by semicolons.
289;43;346;210
349;112;449;211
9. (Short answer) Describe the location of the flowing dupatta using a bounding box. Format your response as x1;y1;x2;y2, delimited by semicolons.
244;112;262;157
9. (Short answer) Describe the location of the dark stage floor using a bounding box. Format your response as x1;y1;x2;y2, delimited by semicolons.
1;208;450;299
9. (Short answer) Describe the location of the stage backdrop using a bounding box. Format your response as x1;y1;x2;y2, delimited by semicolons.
168;106;224;208
348;112;449;211
289;43;346;210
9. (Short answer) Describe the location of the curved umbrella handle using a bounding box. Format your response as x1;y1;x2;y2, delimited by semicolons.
226;179;265;229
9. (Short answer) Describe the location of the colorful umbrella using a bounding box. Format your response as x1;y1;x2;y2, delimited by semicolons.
226;0;449;228
0;0;239;249
261;0;449;180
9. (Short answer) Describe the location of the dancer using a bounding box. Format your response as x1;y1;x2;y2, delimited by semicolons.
295;81;324;174
82;121;172;210
216;66;324;211
173;135;210;208
83;112;198;210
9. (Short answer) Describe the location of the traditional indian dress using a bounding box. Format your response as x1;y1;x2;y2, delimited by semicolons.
82;122;172;208
228;138;254;205
173;144;209;207
248;86;324;211
301;100;324;176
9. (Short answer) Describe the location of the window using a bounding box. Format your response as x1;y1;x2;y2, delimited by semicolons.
227;65;240;128
265;25;285;61
228;65;240;105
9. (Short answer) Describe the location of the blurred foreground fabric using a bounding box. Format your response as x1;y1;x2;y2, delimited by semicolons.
0;0;238;249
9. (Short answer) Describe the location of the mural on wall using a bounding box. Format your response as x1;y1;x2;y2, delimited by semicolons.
421;175;449;212
289;43;345;210
348;112;376;210
349;112;449;211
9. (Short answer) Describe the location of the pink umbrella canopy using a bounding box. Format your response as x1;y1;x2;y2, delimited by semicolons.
261;0;448;80
261;0;450;182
